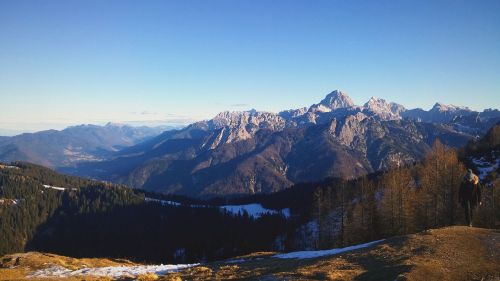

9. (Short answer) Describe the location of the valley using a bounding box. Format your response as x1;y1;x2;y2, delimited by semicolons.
0;123;172;168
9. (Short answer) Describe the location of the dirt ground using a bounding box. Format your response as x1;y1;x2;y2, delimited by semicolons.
1;226;499;281
162;226;500;281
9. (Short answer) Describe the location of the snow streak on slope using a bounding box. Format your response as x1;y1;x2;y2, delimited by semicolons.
42;184;77;191
0;164;19;169
273;239;385;259
221;203;290;218
144;197;181;206
471;156;500;180
28;263;199;278
144;197;290;219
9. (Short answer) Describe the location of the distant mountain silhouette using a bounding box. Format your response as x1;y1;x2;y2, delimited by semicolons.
0;123;170;168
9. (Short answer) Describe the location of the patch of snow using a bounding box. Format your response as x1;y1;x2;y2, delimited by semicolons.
273;239;385;259
144;197;290;219
472;157;487;165
432;102;470;112
42;184;77;191
225;257;264;264
471;156;500;180
281;208;291;218
145;197;181;206
221;204;290;219
29;265;72;278
225;258;246;264
0;164;19;169
28;263;199;278
42;184;66;191
363;97;405;120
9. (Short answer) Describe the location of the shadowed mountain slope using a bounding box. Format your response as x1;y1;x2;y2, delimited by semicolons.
0;123;169;168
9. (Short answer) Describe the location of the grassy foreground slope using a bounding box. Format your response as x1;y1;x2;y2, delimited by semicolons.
1;226;498;281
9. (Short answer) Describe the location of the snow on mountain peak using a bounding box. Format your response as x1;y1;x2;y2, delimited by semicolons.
279;107;308;119
365;96;387;107
204;89;483;136
206;110;286;147
363;97;405;120
309;90;355;113
320;90;354;109
431;102;470;112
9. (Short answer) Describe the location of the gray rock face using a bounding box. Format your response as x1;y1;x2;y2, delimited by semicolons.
363;97;405;120
212;111;286;131
328;112;368;147
279;107;308;119
402;102;476;124
309;90;355;113
201;111;287;149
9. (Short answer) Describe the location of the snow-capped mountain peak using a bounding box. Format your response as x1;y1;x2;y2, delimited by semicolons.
309;90;355;113
320;90;355;109
279;107;308;119
364;96;387;108
363;97;405;120
196;89;494;149
202;110;286;148
431;102;470;112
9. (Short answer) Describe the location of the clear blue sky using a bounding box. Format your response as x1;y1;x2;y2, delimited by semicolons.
1;0;499;134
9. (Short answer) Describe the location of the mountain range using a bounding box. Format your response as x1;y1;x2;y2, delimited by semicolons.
0;123;171;168
62;90;500;197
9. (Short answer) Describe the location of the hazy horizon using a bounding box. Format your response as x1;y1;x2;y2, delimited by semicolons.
1;87;499;136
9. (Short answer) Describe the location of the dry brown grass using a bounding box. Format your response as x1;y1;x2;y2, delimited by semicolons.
136;273;159;281
0;251;135;270
397;227;500;281
0;252;134;281
165;226;500;281
0;268;28;280
1;226;498;281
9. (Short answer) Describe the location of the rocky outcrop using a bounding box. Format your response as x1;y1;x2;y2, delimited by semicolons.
363;97;405;120
309;90;355;113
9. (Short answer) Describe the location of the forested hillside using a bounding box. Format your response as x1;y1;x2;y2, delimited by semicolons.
0;163;287;263
0;162;142;255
